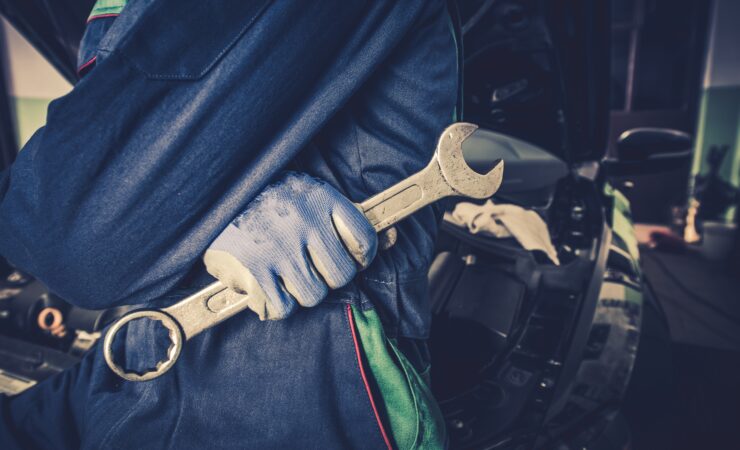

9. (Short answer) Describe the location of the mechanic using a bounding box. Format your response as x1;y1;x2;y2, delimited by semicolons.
0;0;457;449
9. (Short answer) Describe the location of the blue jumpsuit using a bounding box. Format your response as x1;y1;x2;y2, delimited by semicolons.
0;0;457;448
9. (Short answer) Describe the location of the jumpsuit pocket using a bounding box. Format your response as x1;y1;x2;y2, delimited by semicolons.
348;305;447;450
118;0;272;80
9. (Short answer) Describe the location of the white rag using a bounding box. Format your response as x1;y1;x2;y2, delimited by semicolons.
444;200;560;265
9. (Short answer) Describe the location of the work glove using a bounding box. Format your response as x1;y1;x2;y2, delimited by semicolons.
204;172;377;320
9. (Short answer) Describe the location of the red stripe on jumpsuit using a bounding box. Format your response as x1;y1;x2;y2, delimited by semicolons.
346;304;393;450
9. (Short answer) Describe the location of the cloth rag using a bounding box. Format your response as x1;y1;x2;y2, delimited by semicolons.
445;200;560;265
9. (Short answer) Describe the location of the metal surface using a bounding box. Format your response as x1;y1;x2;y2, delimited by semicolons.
103;309;182;382
104;122;504;381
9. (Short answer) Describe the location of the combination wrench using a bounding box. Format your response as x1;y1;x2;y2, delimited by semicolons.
104;122;504;381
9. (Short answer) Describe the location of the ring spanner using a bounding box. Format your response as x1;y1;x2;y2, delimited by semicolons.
104;122;503;381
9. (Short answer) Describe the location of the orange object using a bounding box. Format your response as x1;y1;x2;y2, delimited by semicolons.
37;307;67;337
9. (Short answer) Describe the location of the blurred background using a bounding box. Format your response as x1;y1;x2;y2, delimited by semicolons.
0;1;738;449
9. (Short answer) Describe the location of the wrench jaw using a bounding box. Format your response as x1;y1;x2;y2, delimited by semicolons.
442;122;479;147
436;123;505;200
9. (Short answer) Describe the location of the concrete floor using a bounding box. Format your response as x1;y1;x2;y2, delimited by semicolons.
623;244;740;450
642;249;740;350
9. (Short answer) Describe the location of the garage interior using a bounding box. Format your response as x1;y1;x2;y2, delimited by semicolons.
0;1;739;449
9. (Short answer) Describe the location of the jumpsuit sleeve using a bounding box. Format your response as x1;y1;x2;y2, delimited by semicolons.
0;346;109;449
0;0;430;309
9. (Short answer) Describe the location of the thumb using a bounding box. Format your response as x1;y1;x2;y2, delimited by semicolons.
203;249;272;320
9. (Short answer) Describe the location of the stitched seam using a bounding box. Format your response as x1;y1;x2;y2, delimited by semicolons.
323;295;361;304
98;382;155;448
89;6;124;17
87;13;119;23
346;304;393;450
352;113;372;195
388;340;424;448
363;273;428;285
77;56;97;75
125;0;274;80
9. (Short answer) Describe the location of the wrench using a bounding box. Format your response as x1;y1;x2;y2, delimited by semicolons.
104;122;503;381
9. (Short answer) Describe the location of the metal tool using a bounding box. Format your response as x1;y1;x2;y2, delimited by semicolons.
104;122;503;381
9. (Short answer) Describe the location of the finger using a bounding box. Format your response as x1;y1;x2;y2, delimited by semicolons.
306;234;357;290
331;202;377;268
378;227;397;250
281;257;328;308
203;249;253;294
253;271;297;320
204;250;294;320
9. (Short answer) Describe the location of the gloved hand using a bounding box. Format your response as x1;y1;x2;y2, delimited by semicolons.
204;172;377;320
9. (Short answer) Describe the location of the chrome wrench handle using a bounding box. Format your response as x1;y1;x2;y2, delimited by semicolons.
104;123;503;381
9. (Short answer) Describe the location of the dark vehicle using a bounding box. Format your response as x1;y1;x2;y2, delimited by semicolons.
0;1;688;448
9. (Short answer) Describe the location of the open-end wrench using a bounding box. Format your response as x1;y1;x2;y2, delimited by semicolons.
104;122;503;381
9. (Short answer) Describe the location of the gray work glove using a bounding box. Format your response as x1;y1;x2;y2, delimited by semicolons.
204;172;377;320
